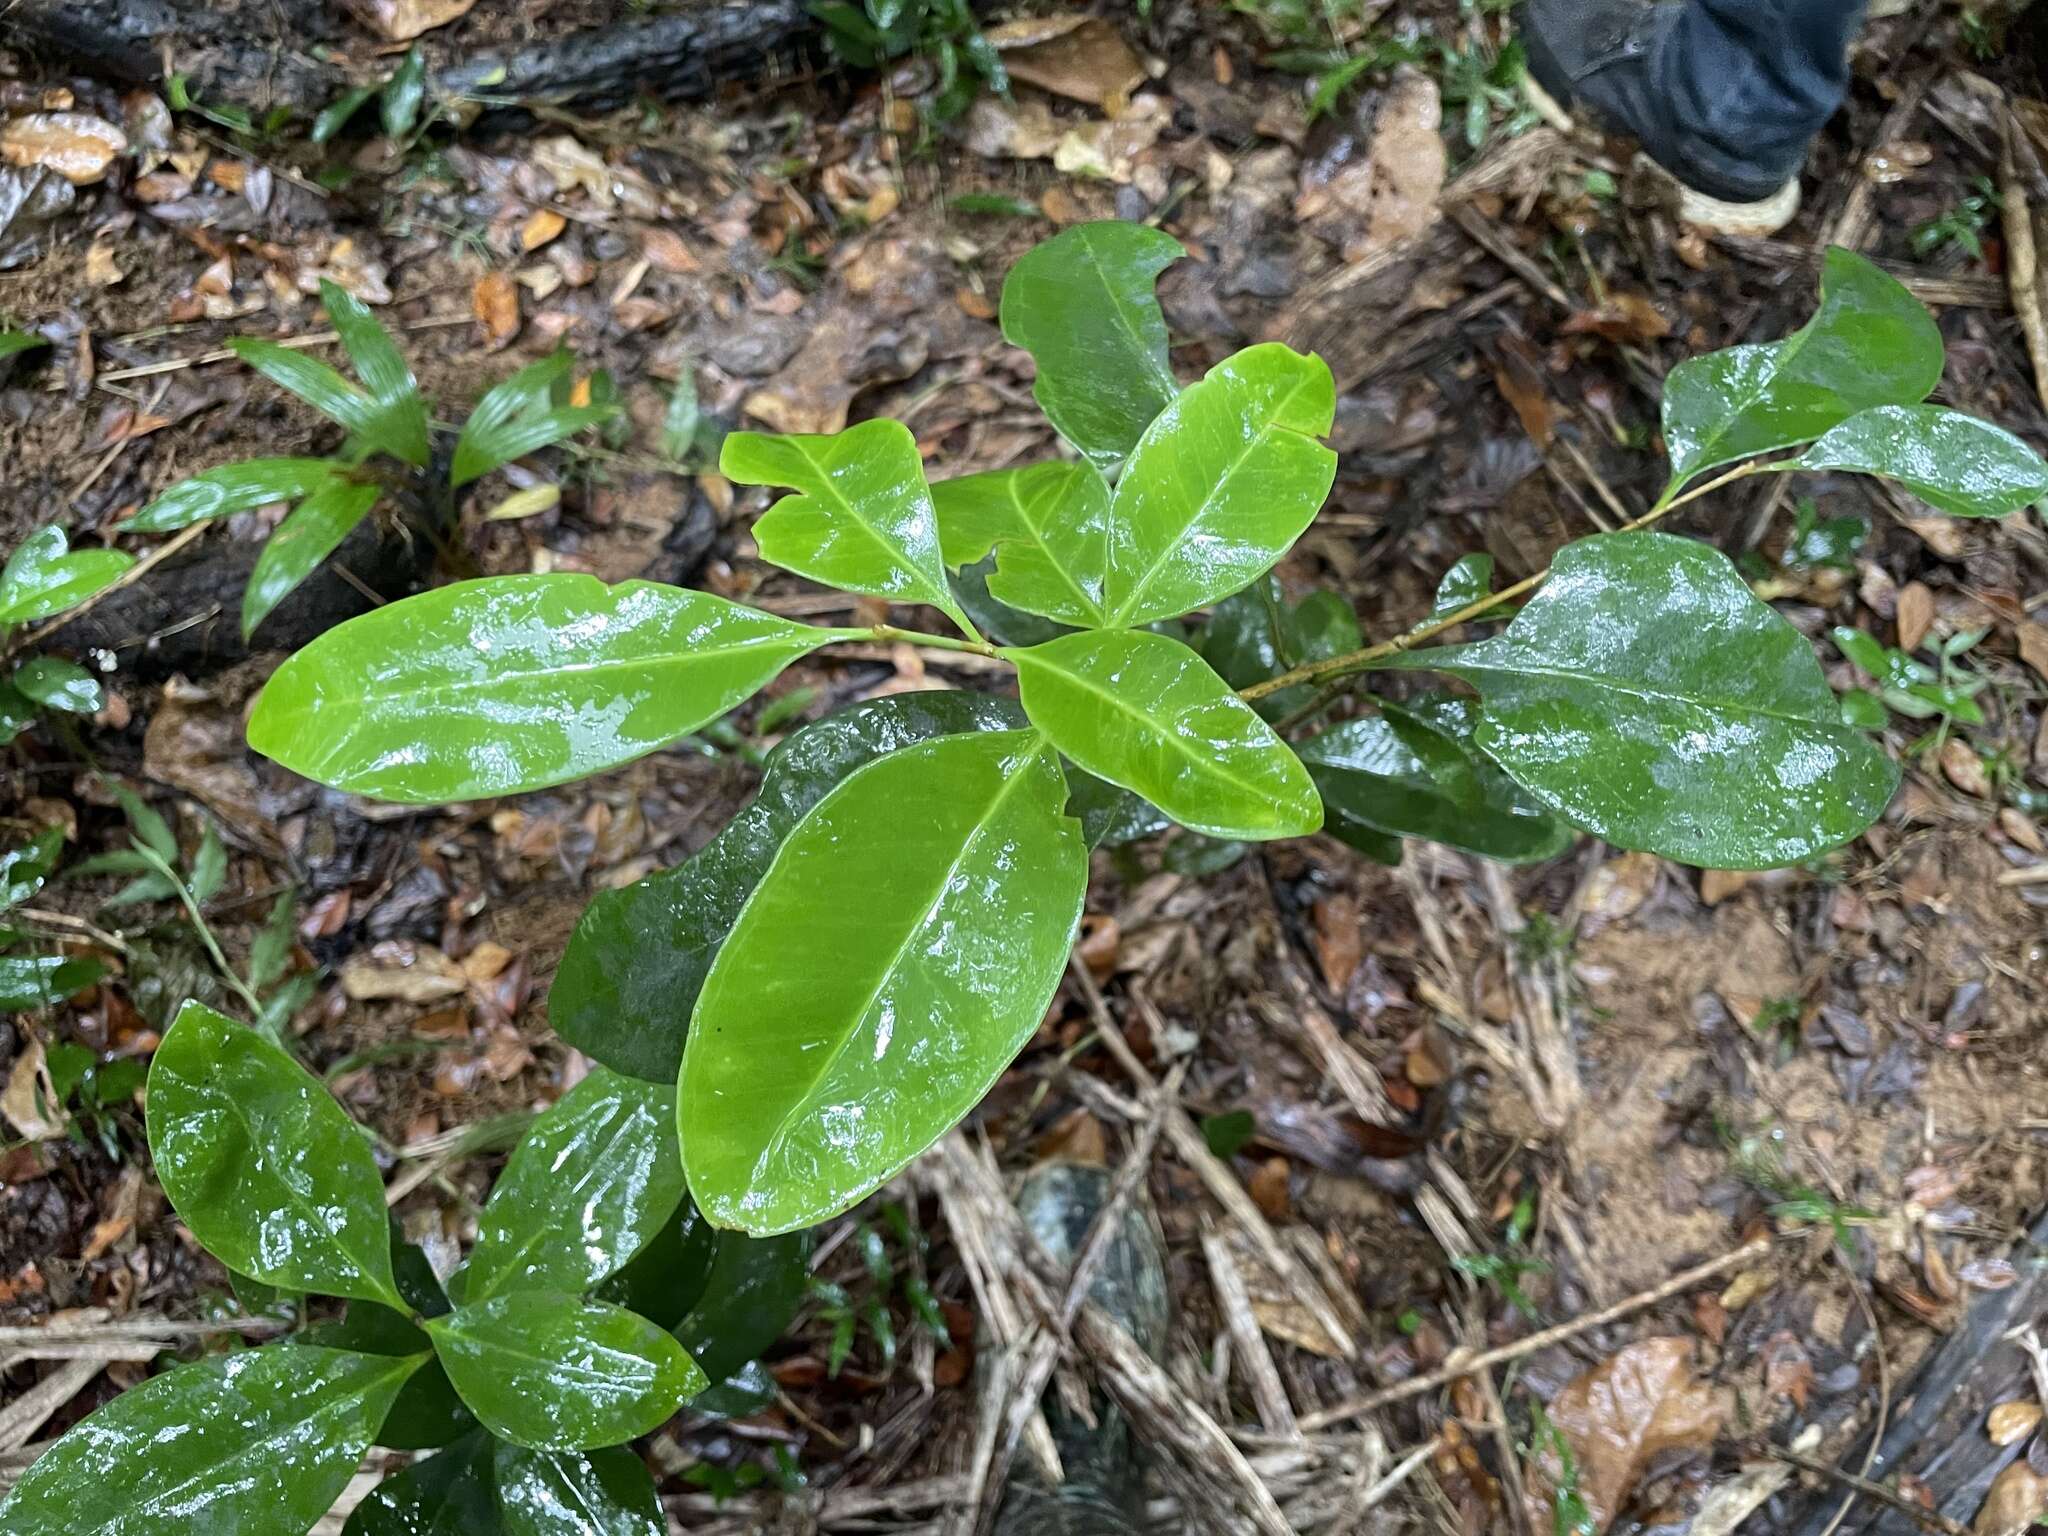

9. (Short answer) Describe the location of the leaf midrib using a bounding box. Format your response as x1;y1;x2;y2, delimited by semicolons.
779;437;948;609
440;1323;657;1394
466;1103;649;1302
1000;472;1104;624
1108;369;1318;626
1452;655;1841;733
1672;301;1824;477
1078;231;1179;412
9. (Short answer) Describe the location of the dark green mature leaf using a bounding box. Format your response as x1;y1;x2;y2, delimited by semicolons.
301;1302;474;1450
0;1344;420;1536
1388;533;1899;868
0;526;135;625
1062;765;1170;847
672;1227;813;1385
312;83;378;143
1793;404;2048;517
241;475;382;639
1101;343;1337;627
2;825;64;911
381;45;427;138
426;1292;705;1451
1202;576;1361;721
452;353;616;488
249;575;832;802
551;692;1026;1081
1298;697;1573;863
682;730;1086;1235
147;1000;403;1306
343;1431;499;1536
0;679;34;745
454;1068;685;1303
596;1199;719;1328
0;953;108;1011
948;555;1071;648
0;329;50;362
1009;628;1322;841
1661;247;1943;485
929;460;1111;625
495;1444;664;1536
722;420;979;639
1430;553;1495;619
323;279;431;467
122;458;340;534
998;221;1184;473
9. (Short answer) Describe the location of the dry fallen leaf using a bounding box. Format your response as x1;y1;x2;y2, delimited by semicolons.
0;112;128;184
340;941;469;1005
358;0;478;42
519;207;566;252
1699;868;1752;906
2018;621;2048;684
1360;74;1445;254
1527;1336;1722;1534
1897;581;1934;653
1;1036;67;1141
1941;736;1991;798
84;240;123;287
473;270;520;347
1987;1400;2042;1446
986;15;1147;111
1975;1460;2048;1535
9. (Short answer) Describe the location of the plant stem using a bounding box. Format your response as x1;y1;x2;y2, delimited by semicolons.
1240;461;1764;702
132;844;267;1020
858;624;1004;660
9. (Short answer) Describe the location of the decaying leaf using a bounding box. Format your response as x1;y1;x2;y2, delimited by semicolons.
986;15;1147;111
1897;581;1934;653
1526;1336;1722;1534
1987;1399;2042;1447
339;941;469;1004
0;1035;67;1141
473;270;520;347
519;208;566;252
2017;621;2048;684
357;0;478;41
1975;1459;2048;1535
0;112;127;185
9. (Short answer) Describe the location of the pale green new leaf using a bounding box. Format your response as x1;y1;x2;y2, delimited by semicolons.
425;1292;705;1451
1008;628;1321;841
1385;532;1899;869
999;221;1183;473
682;731;1087;1235
322;279;430;467
0;1345;421;1536
454;1067;686;1303
1102;343;1337;627
229;336;425;468
0;526;135;625
452;352;616;488
1661;247;1943;485
722;420;979;639
248;575;833;802
122;458;342;534
1793;404;2048;517
930;460;1110;625
241;474;382;639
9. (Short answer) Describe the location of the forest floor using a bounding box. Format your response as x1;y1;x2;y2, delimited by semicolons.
3;1;2048;1532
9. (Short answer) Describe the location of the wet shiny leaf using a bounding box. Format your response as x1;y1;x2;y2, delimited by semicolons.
1009;628;1322;841
0;953;108;1011
0;525;134;625
494;1443;663;1536
722;420;977;638
673;1227;813;1385
1298;696;1573;863
1430;553;1495;618
12;656;101;713
452;353;615;488
0;1344;421;1536
681;730;1086;1235
596;1199;719;1328
0;824;62;911
426;1292;705;1451
929;459;1110;625
1102;342;1337;626
342;1430;497;1536
322;278;430;467
551;692;1026;1081
1202;575;1361;721
453;1067;686;1304
1390;533;1898;868
1794;404;2048;518
123;458;342;534
1661;247;1942;484
147;1000;403;1306
248;575;832;802
241;474;382;640
998;220;1183;473
302;1302;474;1450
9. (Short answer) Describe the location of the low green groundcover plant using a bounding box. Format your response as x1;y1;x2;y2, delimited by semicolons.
5;222;2046;1533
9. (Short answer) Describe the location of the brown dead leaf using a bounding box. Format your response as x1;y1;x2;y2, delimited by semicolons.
1562;293;1672;344
1077;914;1119;980
519;207;566;252
340;941;468;1004
1249;1156;1292;1221
1897;581;1935;653
1491;351;1555;448
0;1036;66;1141
144;679;285;857
962;96;1063;160
986;15;1146;110
0;113;127;184
1699;868;1752;906
81;1165;143;1261
1053;94;1171;185
473;271;520;348
2018;621;2048;683
1762;1330;1814;1410
1527;1337;1722;1534
1988;1400;2042;1446
1361;75;1445;255
84;241;123;287
1942;736;1991;798
1976;1460;2048;1535
357;0;477;40
1313;892;1361;991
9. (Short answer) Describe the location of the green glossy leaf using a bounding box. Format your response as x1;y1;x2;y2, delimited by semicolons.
551;691;1026;1081
1298;697;1573;863
122;458;341;534
1793;404;2048;517
1009;628;1322;841
426;1292;705;1451
454;1067;686;1303
1431;553;1495;618
229;337;426;467
2;824;64;911
0;329;50;361
242;475;382;639
495;1443;664;1536
313;83;378;143
187;824;226;902
1661;247;1943;484
1062;765;1170;847
382;45;427;138
147;999;403;1306
929;460;1111;625
0;679;33;744
452;353;616;488
0;1344;420;1536
322;278;431;467
682;730;1086;1235
1202;576;1360;721
0;953;107;1011
108;780;178;863
673;1227;813;1385
0;526;135;625
722;420;978;639
596;1199;719;1328
998;221;1183;472
248;575;831;802
344;1430;497;1536
948;554;1071;648
688;1360;778;1419
1101;343;1337;627
1389;532;1899;868
303;1304;474;1451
